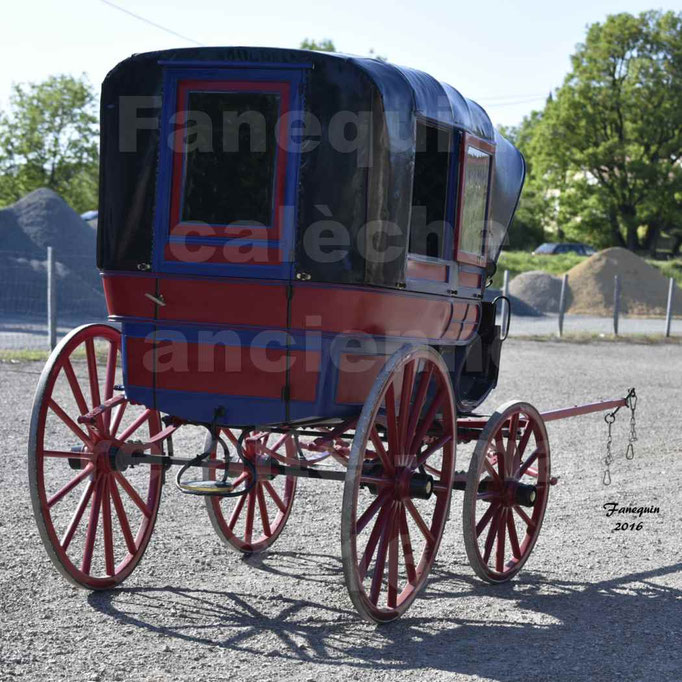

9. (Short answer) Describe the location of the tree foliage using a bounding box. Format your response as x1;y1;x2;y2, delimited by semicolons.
0;74;99;213
520;11;682;254
300;38;337;52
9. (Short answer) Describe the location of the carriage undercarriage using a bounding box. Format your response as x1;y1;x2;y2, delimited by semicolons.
29;323;636;623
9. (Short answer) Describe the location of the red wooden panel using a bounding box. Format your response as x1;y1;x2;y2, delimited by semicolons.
407;259;448;282
102;275;156;319
125;336;155;387
459;271;482;289
157;278;288;327
336;354;388;404
291;286;451;340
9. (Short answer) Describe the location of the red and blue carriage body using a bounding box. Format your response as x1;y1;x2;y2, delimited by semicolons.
98;47;525;429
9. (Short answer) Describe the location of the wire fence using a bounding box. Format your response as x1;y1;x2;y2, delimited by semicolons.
0;253;679;352
0;248;106;351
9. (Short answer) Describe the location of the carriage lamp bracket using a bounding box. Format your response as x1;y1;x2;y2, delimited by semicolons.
492;295;511;341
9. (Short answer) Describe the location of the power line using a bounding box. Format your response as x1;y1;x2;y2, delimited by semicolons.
99;0;204;47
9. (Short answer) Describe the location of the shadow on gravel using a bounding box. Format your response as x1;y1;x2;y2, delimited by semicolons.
88;555;682;680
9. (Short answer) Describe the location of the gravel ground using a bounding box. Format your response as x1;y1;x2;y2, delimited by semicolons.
1;340;680;681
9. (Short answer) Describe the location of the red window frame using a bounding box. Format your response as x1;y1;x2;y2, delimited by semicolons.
455;134;495;267
168;79;291;242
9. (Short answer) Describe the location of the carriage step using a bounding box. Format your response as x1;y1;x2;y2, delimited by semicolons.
177;480;235;496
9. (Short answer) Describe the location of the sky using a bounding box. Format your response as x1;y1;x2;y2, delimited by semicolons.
1;0;679;127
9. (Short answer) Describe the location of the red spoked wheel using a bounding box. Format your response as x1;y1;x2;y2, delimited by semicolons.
463;401;551;583
28;324;163;589
204;430;297;554
341;346;456;623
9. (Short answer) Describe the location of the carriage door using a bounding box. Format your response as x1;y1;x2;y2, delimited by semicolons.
152;66;304;278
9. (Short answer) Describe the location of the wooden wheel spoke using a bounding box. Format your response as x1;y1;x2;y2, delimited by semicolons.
399;505;417;585
397;360;416;453
60;479;95;551
256;485;271;537
482;506;502;564
409;388;445;455
43;450;94;462
110;477;137;554
494;432;506;478
387;507;400;609
516;420;533;461
513;504;536;530
263;480;286;512
507;509;522;559
405;364;434;449
81;476;104;574
415;433;452;469
369;503;394;605
47;464;94;508
369;426;393;475
243;489;257;544
230;472;249;490
516;448;540;479
113;472;151;518
118;409;152;444
109;401;127;439
227;491;248;531
48;399;92;447
62;358;90;417
356;489;390;534
358;503;390;580
384;381;399;463
483;457;502;484
476;502;498;538
496;508;507;573
103;342;118;432
84;338;103;430
101;478;116;576
403;498;435;545
505;414;519;476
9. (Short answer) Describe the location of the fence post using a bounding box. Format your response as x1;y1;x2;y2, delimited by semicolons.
47;246;57;350
665;276;674;338
502;269;510;338
613;274;621;336
558;273;568;337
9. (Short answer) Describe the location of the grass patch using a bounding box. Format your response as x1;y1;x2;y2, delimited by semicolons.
492;250;682;289
492;252;586;288
0;349;51;363
510;332;682;345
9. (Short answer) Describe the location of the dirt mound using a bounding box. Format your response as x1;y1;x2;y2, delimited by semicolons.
566;247;681;317
0;189;105;318
484;287;542;317
509;270;567;313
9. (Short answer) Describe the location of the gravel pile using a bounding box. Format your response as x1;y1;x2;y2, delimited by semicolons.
484;287;542;317
566;247;681;317
0;189;105;317
508;270;567;314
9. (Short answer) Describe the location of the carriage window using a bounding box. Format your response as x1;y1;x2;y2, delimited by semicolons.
180;92;279;226
458;145;492;258
409;122;451;258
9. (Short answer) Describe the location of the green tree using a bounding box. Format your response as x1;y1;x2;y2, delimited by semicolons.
528;11;682;253
499;114;549;250
0;74;99;212
300;38;336;52
299;39;387;61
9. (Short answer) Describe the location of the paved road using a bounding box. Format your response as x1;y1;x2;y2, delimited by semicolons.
1;340;680;681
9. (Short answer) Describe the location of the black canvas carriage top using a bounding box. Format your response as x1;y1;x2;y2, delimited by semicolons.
97;46;525;289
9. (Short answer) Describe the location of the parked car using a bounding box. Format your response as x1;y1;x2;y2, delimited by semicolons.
533;242;595;256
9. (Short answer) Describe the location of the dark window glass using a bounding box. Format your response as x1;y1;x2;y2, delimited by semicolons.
409;122;451;258
180;92;279;226
459;145;491;257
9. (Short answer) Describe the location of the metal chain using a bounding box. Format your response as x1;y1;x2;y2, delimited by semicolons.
626;388;637;460
602;388;637;484
603;413;615;485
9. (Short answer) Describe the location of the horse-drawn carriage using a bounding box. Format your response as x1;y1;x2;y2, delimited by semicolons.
29;47;636;622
